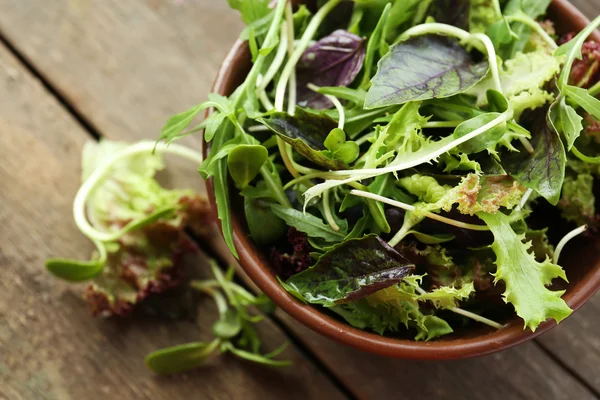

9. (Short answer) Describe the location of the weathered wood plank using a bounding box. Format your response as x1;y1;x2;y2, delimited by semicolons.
0;43;346;400
1;0;600;399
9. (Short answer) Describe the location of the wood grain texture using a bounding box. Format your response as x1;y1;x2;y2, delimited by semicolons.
0;43;346;400
1;0;600;399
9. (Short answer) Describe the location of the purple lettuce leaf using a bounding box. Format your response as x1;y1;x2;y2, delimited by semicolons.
296;29;366;110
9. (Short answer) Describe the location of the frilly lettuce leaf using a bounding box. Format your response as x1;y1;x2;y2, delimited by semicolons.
466;50;560;115
470;0;500;34
331;275;453;340
477;211;572;331
82;140;194;231
558;173;595;226
439;151;482;173
79;140;211;316
417;282;475;309
398;173;526;215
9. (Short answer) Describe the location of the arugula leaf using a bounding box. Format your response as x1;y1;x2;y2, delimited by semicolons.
359;2;391;88
284;235;414;306
478;211;571;331
502;109;566;205
270;204;346;242
145;340;220;375
365;34;489;108
499;0;551;59
550;97;583;151
564;85;600;120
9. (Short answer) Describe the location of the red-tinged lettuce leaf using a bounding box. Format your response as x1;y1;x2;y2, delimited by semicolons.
365;34;489;109
430;0;471;30
271;228;314;280
501;109;566;205
85;196;211;317
296;29;366;110
257;107;347;170
282;234;415;306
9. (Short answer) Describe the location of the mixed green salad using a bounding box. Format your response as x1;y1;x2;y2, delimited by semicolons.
47;0;600;349
157;0;600;340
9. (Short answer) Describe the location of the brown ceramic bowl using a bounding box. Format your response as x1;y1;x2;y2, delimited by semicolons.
205;0;600;360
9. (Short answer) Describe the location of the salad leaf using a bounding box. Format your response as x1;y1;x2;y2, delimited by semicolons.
500;0;552;59
270;204;346;242
470;0;500;34
296;30;366;109
227;0;270;25
359;3;391;88
430;0;470;31
365;34;489;108
502;109;566;205
145;341;219;375
558;173;595;225
257;108;350;170
417;282;475;309
227;144;268;188
284;235;415;306
245;197;287;245
478;211;571;331
550;97;583;151
454;112;507;154
466;50;560;112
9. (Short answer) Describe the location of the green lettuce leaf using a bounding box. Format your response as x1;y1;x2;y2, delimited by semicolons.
466;50;560;115
417;282;475;309
470;0;500;34
477;211;572;331
558;172;595;225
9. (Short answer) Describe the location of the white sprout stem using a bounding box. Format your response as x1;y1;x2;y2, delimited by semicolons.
413;286;504;329
285;2;297;115
283;171;342;190
274;0;341;111
322;190;340;231
330;112;511;178
470;32;502;92
492;0;503;19
256;22;289;94
519;136;535;154
401;24;502;93
424;121;463;128
73;141;204;243
505;14;558;50
247;125;270;133
449;306;505;329
516;188;533;211
306;83;345;129
350;190;489;231
554;225;587;264
257;74;275;111
355;131;376;146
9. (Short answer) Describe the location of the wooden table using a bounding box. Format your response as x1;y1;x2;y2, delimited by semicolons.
0;1;599;399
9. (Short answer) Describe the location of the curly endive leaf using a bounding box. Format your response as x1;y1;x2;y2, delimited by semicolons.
477;212;572;331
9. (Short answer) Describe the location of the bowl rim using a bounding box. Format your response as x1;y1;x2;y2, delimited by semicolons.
205;0;600;360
